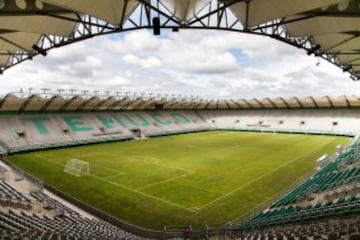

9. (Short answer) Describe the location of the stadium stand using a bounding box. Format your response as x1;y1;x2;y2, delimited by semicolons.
0;162;149;240
0;111;209;154
232;138;360;239
235;216;360;240
0;94;360;239
1;109;360;154
1;0;360;236
202;109;360;136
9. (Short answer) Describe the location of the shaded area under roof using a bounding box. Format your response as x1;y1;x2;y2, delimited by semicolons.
0;93;359;112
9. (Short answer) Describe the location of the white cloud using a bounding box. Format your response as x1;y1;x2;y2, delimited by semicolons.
122;54;162;68
0;29;359;100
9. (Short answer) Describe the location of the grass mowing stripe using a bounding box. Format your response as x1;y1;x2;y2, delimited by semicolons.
34;153;126;176
6;131;349;229
35;153;194;212
136;171;195;191
89;174;196;212
34;153;65;167
195;138;337;212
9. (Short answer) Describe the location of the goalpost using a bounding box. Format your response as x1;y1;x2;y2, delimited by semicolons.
64;159;90;177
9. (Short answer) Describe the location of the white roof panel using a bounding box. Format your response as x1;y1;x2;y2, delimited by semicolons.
0;32;41;52
0;14;77;37
159;0;210;22
229;0;342;27
42;0;140;26
0;55;9;66
286;17;360;37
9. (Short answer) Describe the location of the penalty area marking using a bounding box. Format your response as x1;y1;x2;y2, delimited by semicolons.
136;171;195;191
34;154;64;167
104;153;192;174
33;153;194;212
103;173;126;180
33;154;126;176
89;174;196;212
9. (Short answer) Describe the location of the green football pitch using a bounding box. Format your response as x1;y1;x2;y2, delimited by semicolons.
7;131;350;229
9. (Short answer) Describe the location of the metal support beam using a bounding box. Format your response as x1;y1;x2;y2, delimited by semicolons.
344;95;352;108
265;97;278;108
40;95;58;112
19;94;37;113
293;97;304;108
77;96;97;111
279;97;290;108
253;98;265;108
60;96;81;112
309;96;319;108
325;96;334;108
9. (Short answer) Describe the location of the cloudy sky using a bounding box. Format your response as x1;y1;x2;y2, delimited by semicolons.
1;29;359;100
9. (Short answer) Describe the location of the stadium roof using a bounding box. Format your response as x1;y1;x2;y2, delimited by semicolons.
0;0;359;80
0;92;359;112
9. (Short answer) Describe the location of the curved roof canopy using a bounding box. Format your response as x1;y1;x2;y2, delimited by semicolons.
0;92;359;112
0;0;359;80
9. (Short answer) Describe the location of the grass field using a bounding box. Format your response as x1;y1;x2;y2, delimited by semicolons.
7;131;350;229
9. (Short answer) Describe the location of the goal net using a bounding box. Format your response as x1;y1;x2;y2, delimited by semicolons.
64;159;90;177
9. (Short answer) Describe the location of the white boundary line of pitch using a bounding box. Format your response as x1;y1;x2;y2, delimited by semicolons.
33;138;336;214
136;171;194;191
34;154;126;176
193;138;337;213
104;153;192;173
89;174;196;212
187;143;241;150
33;153;196;212
79;153;195;191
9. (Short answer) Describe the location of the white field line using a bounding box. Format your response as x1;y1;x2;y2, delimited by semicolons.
34;154;64;167
33;153;195;212
187;143;240;150
194;138;337;213
87;162;126;176
136;171;195;191
89;174;196;212
34;154;126;176
137;155;193;173
103;173;126;180
104;153;192;174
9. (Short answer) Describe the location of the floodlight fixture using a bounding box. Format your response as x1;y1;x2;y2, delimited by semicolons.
32;44;47;56
152;17;161;35
69;89;77;96
57;89;64;95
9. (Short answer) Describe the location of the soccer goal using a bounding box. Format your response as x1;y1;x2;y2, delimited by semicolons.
64;159;90;177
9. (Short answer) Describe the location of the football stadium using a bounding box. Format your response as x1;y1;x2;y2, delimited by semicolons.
0;0;360;240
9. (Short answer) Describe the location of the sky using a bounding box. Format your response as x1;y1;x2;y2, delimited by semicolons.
1;29;359;100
